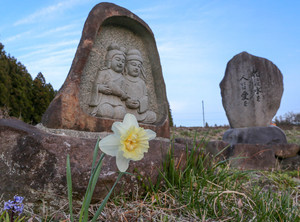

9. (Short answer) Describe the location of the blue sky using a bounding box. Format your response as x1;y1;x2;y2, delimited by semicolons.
1;0;299;126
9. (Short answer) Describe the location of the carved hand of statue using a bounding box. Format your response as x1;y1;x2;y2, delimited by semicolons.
98;84;112;95
120;92;129;101
125;99;140;109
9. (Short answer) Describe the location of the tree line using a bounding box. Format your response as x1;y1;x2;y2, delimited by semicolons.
0;42;56;124
274;112;300;126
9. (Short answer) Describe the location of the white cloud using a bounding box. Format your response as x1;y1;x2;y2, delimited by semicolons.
13;0;88;26
169;100;190;113
35;24;76;38
61;31;82;37
2;31;31;43
24;48;76;89
18;40;78;59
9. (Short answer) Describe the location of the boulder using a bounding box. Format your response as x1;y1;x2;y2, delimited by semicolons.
220;51;284;128
0;119;185;208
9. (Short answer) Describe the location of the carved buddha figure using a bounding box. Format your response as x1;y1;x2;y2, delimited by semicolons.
123;49;156;123
89;43;128;119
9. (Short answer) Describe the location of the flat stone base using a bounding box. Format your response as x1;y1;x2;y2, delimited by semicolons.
222;126;287;145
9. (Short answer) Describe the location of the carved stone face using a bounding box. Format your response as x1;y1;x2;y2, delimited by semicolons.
111;54;125;73
127;60;142;77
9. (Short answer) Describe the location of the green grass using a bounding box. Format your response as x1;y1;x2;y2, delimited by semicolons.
284;128;300;145
97;136;299;221
162;144;299;221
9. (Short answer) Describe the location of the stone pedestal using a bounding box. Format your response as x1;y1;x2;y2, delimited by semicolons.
222;126;287;145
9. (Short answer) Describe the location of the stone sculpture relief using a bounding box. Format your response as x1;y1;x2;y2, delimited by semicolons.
123;49;157;123
89;43;128;119
89;43;156;123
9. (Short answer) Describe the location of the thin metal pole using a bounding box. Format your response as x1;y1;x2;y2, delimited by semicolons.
202;100;205;127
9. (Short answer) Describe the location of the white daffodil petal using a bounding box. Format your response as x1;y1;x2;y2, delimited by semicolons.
112;122;126;135
145;129;156;140
116;151;130;172
99;134;120;156
123;113;139;129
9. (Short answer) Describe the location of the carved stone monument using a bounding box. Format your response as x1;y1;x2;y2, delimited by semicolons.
203;51;300;170
220;51;287;145
41;2;169;138
220;51;283;128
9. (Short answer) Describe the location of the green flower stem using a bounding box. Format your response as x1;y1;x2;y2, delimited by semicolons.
91;138;101;174
78;138;103;222
81;153;105;222
67;138;106;222
66;154;74;222
91;172;125;222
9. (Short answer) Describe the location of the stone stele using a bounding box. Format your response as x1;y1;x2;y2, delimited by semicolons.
41;2;170;138
220;51;284;128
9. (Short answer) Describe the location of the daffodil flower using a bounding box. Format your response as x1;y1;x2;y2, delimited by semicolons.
99;113;156;172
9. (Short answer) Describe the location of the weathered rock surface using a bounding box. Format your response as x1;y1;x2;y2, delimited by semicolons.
205;140;231;161
205;141;299;170
222;126;287;145
229;144;276;170
0;119;185;207
41;2;170;138
174;137;207;148
280;156;300;170
273;144;300;158
205;142;277;170
220;51;284;128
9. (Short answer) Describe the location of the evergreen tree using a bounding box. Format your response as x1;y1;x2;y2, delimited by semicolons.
0;43;11;108
168;101;174;127
32;72;55;123
7;55;33;122
0;42;56;124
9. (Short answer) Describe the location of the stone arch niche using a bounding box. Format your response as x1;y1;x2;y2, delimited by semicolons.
41;3;170;138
